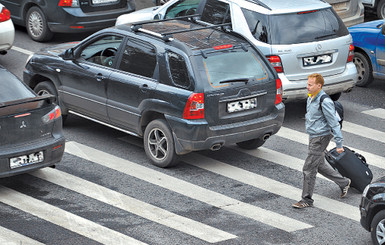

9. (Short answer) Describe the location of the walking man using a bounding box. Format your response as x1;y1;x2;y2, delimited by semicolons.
292;73;351;209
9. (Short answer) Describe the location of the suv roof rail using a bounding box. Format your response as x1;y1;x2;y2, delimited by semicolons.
244;0;272;10
131;14;200;26
132;21;232;42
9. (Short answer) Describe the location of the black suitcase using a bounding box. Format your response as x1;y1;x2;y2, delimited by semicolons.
325;147;373;192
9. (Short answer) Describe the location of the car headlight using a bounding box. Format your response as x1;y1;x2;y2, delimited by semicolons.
362;184;370;198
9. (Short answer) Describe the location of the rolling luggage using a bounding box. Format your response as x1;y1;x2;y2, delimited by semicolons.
325;147;373;192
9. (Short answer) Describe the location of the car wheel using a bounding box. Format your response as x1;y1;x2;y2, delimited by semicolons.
34;81;67;122
371;210;385;245
353;52;373;87
378;0;385;19
236;138;265;150
26;6;54;42
144;119;178;168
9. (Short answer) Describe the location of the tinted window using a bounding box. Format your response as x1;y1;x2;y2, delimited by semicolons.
167;51;191;89
200;47;268;89
0;70;35;103
269;8;349;45
241;8;269;43
165;0;200;19
200;0;231;24
80;35;123;67
119;39;157;78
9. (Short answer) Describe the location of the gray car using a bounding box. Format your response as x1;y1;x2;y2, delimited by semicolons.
117;0;358;102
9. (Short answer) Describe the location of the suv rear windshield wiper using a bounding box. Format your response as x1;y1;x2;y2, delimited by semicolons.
315;32;337;40
219;78;249;84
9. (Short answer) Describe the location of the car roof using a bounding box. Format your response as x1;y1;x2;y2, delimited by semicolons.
115;19;248;53
238;0;331;14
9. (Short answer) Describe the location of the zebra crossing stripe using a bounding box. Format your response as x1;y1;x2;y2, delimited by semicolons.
362;108;385;120
65;141;313;232
183;153;360;222
31;168;237;243
277;127;385;171
342;121;385;144
0;186;147;245
0;226;44;245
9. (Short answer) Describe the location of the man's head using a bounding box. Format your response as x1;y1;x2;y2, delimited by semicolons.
307;73;324;96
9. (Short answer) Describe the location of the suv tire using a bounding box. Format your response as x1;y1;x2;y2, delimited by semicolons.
371;210;385;245
236;138;265;150
353;52;374;87
378;0;385;19
26;6;54;42
144;119;178;167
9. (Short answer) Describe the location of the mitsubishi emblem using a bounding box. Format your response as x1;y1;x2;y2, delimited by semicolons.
20;121;27;128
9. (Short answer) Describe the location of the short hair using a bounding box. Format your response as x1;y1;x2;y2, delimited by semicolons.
308;73;324;86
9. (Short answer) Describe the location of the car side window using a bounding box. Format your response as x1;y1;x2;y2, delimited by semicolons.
80;35;123;67
164;0;200;19
200;0;231;24
119;39;157;78
241;8;269;44
167;51;191;89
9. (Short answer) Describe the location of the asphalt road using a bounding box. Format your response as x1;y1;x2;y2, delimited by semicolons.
0;5;384;245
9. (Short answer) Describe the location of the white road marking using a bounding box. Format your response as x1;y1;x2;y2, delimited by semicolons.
0;226;44;245
65;141;313;232
362;108;385;120
11;46;34;56
31;168;237;243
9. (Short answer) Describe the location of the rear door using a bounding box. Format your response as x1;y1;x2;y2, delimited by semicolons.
375;28;385;75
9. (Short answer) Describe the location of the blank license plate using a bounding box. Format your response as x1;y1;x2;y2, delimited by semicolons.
10;151;44;169
227;97;257;113
303;54;332;67
92;0;118;4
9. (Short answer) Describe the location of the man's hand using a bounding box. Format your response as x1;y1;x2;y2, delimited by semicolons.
336;147;344;154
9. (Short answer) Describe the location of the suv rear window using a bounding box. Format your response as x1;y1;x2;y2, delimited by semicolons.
242;7;349;45
198;47;268;89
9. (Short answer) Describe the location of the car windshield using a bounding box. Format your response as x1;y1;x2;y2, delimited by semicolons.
267;8;349;44
0;70;35;104
200;48;268;88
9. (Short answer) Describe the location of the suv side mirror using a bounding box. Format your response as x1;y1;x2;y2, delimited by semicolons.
61;48;75;60
154;13;162;20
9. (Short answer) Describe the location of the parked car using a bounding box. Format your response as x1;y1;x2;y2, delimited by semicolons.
0;3;14;55
0;0;136;42
349;19;385;87
23;19;285;167
0;65;65;178
326;0;364;27
117;0;357;102
359;176;385;245
362;0;385;19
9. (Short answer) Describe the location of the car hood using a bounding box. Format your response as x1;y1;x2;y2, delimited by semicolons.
39;42;80;56
116;7;157;25
348;19;385;31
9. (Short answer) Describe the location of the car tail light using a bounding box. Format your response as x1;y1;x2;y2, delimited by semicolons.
58;0;79;7
213;44;233;50
0;7;11;22
267;55;283;73
183;93;204;119
275;78;283;105
42;106;62;123
347;44;354;63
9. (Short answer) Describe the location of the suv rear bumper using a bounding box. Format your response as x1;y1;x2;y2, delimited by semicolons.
281;62;357;101
166;104;285;155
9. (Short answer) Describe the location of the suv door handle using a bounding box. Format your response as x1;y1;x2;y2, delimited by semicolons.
95;73;105;82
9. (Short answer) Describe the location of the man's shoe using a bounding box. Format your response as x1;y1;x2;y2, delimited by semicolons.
341;179;351;198
292;200;313;209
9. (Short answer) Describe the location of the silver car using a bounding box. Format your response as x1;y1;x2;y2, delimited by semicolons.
117;0;357;102
326;0;364;27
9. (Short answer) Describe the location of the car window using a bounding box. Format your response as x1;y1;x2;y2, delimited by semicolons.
269;8;349;45
200;0;231;25
118;38;157;78
241;8;269;44
80;35;124;67
0;70;35;103
167;51;191;89
199;46;268;89
165;0;200;19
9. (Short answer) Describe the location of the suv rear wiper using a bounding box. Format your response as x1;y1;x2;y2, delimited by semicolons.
219;78;249;84
315;32;337;40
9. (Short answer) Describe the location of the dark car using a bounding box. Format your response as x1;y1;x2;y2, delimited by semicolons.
359;176;385;245
0;0;136;42
24;18;285;167
349;19;385;87
0;65;65;178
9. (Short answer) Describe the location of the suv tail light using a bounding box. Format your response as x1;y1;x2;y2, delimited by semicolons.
267;55;283;73
42;106;62;123
183;93;204;119
347;44;354;63
0;6;11;22
58;0;79;7
275;78;283;105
